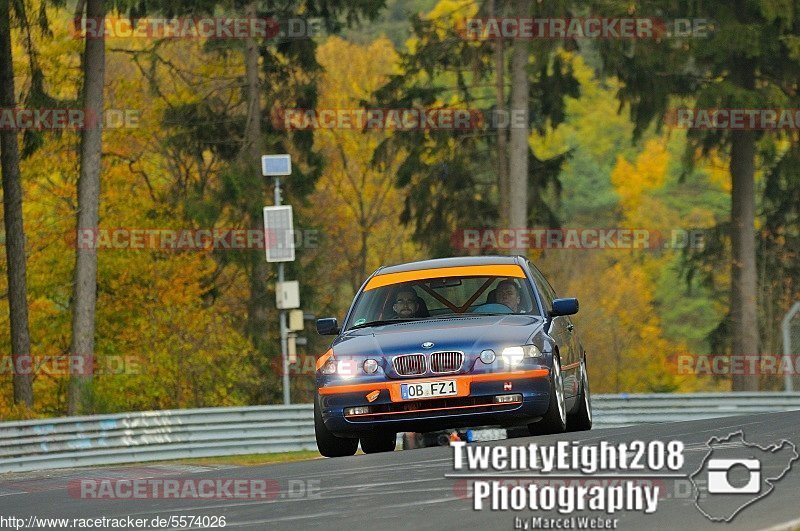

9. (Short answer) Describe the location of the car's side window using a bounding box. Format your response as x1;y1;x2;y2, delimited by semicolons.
528;262;556;312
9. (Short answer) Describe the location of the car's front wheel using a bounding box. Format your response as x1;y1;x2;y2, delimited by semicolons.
360;431;397;453
528;352;567;435
314;395;358;457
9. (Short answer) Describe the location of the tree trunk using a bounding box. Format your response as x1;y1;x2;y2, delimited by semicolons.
507;0;529;254
68;0;105;415
0;0;33;407
728;52;759;392
243;0;261;162
242;0;269;350
491;0;509;231
730;128;759;391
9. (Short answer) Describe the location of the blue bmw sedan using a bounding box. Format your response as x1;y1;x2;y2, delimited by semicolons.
314;255;591;457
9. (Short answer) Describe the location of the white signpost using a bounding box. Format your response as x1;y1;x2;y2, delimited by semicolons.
262;154;296;405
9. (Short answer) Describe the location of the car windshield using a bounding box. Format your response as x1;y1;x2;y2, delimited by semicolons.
345;274;540;330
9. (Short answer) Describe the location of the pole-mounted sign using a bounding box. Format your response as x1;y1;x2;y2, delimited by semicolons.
261;154;292;176
262;153;295;405
263;206;295;262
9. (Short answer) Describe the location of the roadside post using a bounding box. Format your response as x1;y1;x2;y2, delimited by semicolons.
262;154;296;405
783;301;800;392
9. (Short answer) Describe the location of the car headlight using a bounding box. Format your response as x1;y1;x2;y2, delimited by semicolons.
320;358;359;378
363;359;379;374
337;360;358;379
479;349;496;364
500;345;542;365
321;359;337;375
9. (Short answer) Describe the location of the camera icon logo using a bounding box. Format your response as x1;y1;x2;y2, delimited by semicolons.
706;458;760;494
690;431;798;522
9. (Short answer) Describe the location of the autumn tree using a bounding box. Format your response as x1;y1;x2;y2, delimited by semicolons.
122;0;384;402
591;0;800;390
372;0;578;255
309;37;421;298
507;0;529;251
0;0;33;407
67;0;107;415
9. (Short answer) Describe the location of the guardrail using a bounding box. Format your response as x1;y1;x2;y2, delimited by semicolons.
0;405;317;474
1;393;799;474
591;392;800;428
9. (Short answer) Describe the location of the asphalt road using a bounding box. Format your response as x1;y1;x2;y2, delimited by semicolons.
2;412;800;530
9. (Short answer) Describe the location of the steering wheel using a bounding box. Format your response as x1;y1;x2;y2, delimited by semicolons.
471;303;514;314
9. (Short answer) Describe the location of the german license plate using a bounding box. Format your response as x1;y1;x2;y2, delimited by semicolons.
400;380;457;400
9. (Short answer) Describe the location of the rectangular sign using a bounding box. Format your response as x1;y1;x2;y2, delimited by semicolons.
276;280;300;309
263;205;295;262
261;154;292;176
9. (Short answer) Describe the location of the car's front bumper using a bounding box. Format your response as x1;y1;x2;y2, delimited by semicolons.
317;368;551;436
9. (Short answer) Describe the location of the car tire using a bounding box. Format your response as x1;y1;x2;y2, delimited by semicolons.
567;356;592;432
528;352;567;435
360;431;397;453
314;395;358;457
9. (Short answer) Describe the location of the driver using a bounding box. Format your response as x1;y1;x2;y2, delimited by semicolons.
495;279;521;312
392;286;421;318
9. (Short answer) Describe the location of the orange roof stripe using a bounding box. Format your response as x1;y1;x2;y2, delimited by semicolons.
365;264;525;291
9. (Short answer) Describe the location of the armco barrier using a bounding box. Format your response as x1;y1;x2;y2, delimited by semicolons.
1;393;799;473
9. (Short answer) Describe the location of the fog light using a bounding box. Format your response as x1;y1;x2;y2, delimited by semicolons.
494;394;522;403
345;406;372;416
479;349;496;364
363;359;379;374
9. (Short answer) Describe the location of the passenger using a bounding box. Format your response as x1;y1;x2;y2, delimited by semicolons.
495;279;522;312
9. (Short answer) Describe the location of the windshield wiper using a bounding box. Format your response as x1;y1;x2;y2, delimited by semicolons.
349;318;416;330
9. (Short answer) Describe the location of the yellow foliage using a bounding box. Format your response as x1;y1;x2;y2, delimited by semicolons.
610;139;669;214
407;0;479;52
531;53;632;163
0;5;259;417
703;149;732;193
556;255;686;393
306;37;423;311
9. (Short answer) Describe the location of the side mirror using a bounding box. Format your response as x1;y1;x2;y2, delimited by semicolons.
551;298;579;317
316;318;340;336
